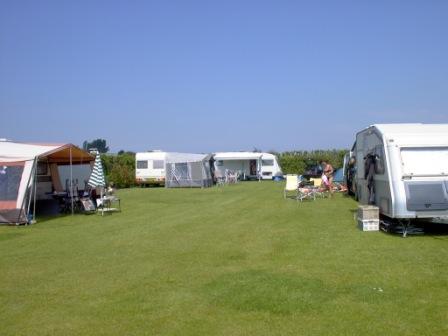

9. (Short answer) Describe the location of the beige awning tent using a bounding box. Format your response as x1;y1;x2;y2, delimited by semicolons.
0;140;94;224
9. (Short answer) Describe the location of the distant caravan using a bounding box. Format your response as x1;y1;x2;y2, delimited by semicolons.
135;151;213;188
135;151;167;186
346;124;448;222
213;152;282;181
260;153;283;180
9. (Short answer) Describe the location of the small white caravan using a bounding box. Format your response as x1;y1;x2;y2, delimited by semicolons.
352;124;448;221
213;152;283;180
260;153;283;180
135;151;167;186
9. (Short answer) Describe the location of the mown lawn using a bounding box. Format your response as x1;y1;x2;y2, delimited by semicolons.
0;182;447;335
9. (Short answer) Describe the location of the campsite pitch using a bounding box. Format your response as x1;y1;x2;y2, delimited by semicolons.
0;182;447;335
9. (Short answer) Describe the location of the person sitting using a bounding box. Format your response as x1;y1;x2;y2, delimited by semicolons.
107;182;115;195
320;160;334;196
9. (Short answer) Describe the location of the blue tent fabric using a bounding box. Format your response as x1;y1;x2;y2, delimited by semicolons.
333;168;344;183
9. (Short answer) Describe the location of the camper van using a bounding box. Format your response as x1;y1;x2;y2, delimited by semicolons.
350;124;448;222
213;152;283;180
135;151;167;186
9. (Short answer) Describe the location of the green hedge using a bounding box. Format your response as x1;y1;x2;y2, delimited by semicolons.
276;149;347;175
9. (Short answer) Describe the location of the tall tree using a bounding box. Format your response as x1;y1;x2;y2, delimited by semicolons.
82;139;109;153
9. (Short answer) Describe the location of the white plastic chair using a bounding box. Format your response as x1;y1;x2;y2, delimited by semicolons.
284;174;299;199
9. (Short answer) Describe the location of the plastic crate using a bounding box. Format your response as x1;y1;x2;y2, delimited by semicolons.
357;205;379;221
358;218;379;231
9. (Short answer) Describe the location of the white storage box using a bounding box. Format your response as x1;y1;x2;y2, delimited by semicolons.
358;218;379;231
357;205;379;221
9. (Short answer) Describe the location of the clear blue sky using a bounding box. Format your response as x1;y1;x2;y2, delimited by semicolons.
1;0;447;153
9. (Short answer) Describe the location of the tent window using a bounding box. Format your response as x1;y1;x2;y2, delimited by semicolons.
153;160;164;169
137;160;148;169
0;165;24;201
37;162;48;175
262;160;274;166
175;163;189;180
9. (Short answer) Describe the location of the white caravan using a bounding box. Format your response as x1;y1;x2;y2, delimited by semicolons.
135;151;167;186
135;151;213;187
260;153;283;180
352;124;448;222
213;152;283;180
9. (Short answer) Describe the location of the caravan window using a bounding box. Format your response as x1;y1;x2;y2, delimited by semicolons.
262;160;274;166
401;147;448;176
137;160;148;169
216;160;223;166
0;165;23;201
153;160;164;169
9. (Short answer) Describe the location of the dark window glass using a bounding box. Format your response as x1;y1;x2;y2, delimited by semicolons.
0;165;24;201
153;160;164;169
136;160;148;169
37;162;48;175
262;160;274;166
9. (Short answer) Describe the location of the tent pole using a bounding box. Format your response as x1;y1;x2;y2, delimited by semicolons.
24;158;37;224
32;158;38;222
70;146;74;215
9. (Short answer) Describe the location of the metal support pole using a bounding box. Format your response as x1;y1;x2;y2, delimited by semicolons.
70;147;74;215
32;158;38;222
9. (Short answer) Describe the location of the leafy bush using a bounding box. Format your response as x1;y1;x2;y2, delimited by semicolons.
276;149;347;175
101;152;136;188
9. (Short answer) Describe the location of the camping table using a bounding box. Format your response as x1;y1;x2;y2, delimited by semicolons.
48;192;70;213
97;195;121;216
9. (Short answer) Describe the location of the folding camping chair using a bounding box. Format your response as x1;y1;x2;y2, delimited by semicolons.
297;180;317;202
284;174;299;199
214;170;226;186
310;177;329;198
227;170;239;184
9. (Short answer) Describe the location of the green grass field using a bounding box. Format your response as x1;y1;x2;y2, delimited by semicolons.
1;182;447;335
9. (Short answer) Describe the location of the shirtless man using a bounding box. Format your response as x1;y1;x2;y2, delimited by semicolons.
321;161;334;195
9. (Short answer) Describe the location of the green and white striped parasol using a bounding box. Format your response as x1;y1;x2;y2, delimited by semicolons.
88;152;106;188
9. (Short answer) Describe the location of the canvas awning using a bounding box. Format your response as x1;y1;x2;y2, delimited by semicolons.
165;153;211;164
0;141;94;224
213;152;263;161
0;142;94;163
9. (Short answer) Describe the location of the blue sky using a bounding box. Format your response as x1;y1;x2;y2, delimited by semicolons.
1;0;447;153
